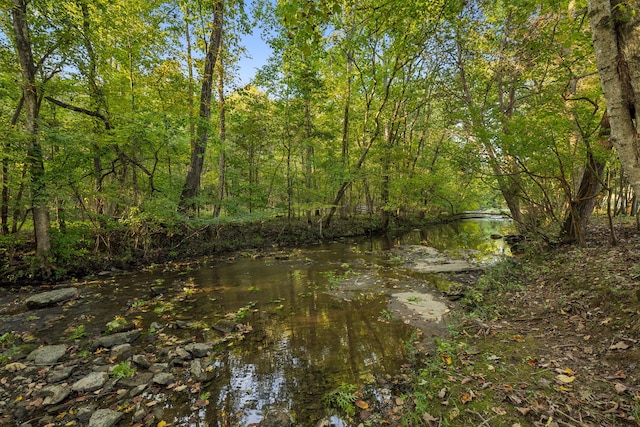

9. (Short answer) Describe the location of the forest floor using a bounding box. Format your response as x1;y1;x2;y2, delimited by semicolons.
370;218;640;427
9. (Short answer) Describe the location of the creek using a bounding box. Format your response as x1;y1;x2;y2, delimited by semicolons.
2;216;514;426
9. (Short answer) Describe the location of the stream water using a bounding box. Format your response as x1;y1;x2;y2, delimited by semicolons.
7;217;515;426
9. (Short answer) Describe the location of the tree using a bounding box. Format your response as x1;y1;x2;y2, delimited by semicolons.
179;0;224;212
587;0;640;200
10;0;52;264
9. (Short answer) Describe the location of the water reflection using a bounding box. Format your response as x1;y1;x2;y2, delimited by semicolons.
160;218;514;426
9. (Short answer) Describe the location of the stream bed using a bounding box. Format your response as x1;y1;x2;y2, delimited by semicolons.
0;217;514;426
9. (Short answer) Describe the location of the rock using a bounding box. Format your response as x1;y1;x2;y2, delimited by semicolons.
92;330;141;350
25;288;78;309
76;405;96;422
119;372;153;388
149;363;168;373
152;372;175;386
149;322;164;331
190;358;207;382
72;371;109;392
129;384;147;397
213;320;238;334
88;409;123;427
133;408;146;422
131;354;151;369
27;344;67;365
111;343;134;361
40;384;70;406
47;365;76;383
184;343;212;358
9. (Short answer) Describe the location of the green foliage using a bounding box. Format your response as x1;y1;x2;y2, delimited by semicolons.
67;325;86;340
105;316;127;334
111;361;136;379
322;382;359;416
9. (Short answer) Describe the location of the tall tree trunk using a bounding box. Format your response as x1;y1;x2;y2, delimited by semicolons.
2;97;24;235
304;97;313;224
562;113;612;244
179;0;224;212
11;0;51;264
214;54;226;218
588;0;640;196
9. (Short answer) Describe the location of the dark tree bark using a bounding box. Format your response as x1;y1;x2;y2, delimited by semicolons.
11;0;51;263
562;114;612;244
179;0;224;212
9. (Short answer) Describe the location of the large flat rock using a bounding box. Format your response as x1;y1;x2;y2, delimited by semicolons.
408;258;482;273
392;291;449;322
25;288;78;309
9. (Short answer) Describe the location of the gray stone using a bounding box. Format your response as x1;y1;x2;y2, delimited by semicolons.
184;343;212;358
133;408;146;422
119;371;153;388
88;409;123;427
92;329;141;350
72;371;109;392
190;358;207;382
129;384;147;397
41;384;70;405
76;405;96;422
213;320;238;334
25;288;78;309
27;344;67;365
111;343;134;361
152;372;175;386
173;347;191;360
149;362;168;373
131;354;151;369
47;365;76;383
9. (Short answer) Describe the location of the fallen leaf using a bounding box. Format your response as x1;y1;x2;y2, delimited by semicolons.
423;412;439;426
516;406;531;416
510;335;525;342
609;341;630;350
355;400;369;409
614;383;627;394
157;422;168;427
461;392;473;404
438;387;448;399
555;374;575;384
606;371;627;380
491;406;507;415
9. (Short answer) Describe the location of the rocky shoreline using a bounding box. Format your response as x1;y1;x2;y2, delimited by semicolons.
1;285;253;427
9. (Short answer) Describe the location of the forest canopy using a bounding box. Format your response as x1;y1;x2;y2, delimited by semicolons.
1;0;639;273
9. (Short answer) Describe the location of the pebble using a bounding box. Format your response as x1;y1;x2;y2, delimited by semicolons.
72;371;109;392
88;408;123;427
185;342;212;358
152;372;175;386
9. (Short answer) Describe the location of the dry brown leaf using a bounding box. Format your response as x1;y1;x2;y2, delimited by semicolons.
491;406;507;415
614;383;627;394
516;406;531;416
423;412;439;427
438;387;448;399
609;341;630;350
